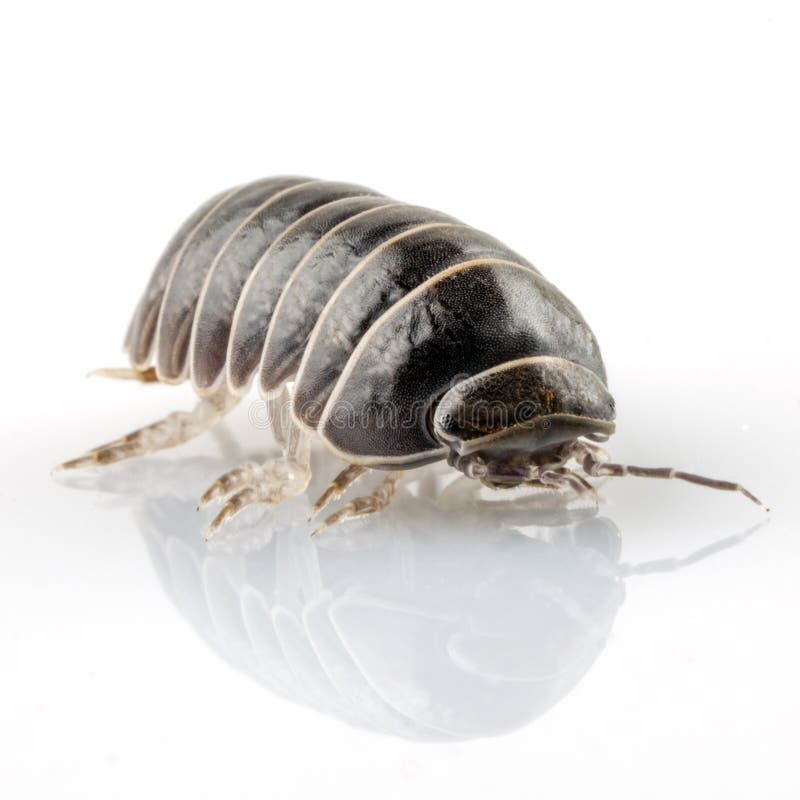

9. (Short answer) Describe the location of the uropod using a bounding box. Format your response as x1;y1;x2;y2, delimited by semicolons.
57;176;768;535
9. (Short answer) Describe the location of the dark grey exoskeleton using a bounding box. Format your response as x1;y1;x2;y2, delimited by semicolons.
58;176;767;535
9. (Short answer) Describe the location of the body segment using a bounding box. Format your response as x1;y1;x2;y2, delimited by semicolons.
126;184;240;368
318;259;606;465
258;203;456;395
294;223;537;428
226;195;392;394
154;176;310;382
190;180;381;394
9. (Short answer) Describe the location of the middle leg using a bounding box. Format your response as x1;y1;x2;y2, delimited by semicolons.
199;393;312;539
310;470;403;536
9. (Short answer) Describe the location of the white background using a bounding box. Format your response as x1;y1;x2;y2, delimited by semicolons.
2;2;799;798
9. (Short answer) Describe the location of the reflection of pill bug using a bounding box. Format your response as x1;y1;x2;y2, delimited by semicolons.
59;176;766;537
136;466;626;740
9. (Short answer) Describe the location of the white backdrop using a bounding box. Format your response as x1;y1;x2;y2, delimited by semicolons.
2;2;799;799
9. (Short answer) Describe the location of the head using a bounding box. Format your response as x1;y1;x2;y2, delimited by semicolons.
431;356;616;487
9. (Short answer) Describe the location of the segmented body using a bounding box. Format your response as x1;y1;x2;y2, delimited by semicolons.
64;175;765;534
125;176;606;467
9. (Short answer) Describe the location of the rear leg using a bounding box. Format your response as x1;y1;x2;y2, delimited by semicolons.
55;386;238;470
200;411;311;540
310;471;402;537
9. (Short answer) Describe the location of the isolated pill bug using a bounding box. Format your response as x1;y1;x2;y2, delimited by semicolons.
59;175;767;537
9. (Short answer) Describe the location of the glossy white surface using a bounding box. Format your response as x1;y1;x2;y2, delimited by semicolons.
3;2;799;798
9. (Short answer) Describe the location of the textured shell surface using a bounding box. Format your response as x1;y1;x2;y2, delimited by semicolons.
433;356;615;449
293;222;538;429
227;195;393;394
127;176;606;466
319;259;606;465
190;180;382;394
154;176;311;382
126;184;240;368
258;203;458;394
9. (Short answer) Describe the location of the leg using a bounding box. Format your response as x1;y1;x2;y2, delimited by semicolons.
572;441;768;511
311;471;402;537
267;383;291;448
89;366;159;382
55;386;238;470
200;412;312;540
537;468;599;503
307;464;368;521
556;467;597;495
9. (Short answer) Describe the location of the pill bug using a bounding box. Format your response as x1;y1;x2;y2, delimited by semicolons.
57;176;767;535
